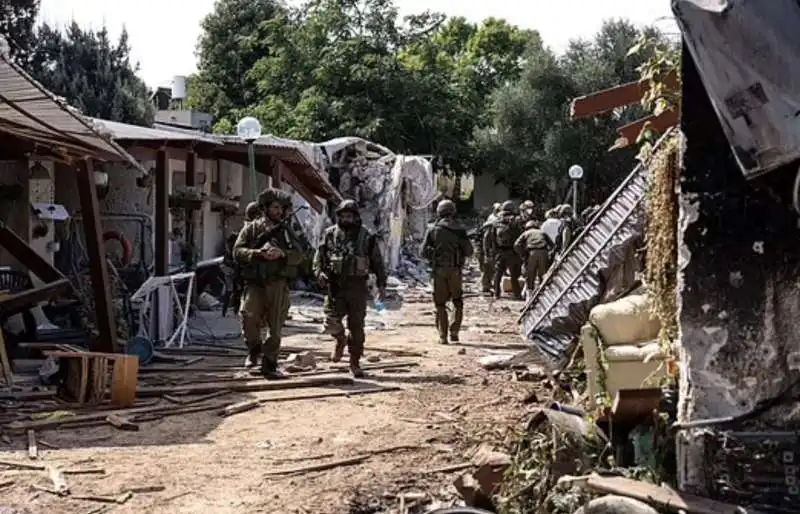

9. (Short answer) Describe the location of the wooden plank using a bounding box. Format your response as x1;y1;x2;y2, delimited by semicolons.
614;109;680;149
570;70;679;120
584;475;766;514
110;355;138;407
135;375;354;398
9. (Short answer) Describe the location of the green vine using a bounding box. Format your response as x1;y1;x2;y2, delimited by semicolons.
629;34;681;361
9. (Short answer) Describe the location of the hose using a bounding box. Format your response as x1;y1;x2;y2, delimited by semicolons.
102;231;133;266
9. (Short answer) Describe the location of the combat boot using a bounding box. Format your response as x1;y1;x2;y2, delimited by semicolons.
449;333;459;343
349;356;365;378
252;356;286;380
243;341;261;369
330;334;347;362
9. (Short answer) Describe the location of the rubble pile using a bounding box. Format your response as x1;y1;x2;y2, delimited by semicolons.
319;137;437;279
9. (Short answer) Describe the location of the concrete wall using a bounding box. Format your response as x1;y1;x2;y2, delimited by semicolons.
677;47;800;496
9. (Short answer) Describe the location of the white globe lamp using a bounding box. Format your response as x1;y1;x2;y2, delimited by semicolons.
236;116;262;142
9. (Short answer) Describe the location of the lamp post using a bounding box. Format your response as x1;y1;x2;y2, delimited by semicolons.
568;164;584;216
236;116;262;202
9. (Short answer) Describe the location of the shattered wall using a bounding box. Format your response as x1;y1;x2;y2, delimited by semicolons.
677;46;800;495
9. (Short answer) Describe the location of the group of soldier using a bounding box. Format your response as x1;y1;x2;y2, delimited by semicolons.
476;200;578;300
226;188;386;380
222;186;585;380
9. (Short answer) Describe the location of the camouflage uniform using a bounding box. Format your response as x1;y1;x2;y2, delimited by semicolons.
421;200;474;344
514;219;551;297
484;200;523;300
476;203;501;294
233;189;304;378
313;199;387;377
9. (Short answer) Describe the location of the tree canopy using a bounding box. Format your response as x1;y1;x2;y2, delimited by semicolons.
190;0;670;203
0;2;154;126
1;0;672;205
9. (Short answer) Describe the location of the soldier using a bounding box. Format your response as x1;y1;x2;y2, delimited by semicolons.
557;204;575;252
233;189;304;378
514;220;551;299
313;199;387;378
421;199;473;344
519;200;535;224
476;203;502;294
221;202;262;318
484;200;523;300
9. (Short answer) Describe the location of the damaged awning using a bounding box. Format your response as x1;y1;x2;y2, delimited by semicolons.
90;118;222;154
0;52;145;171
674;0;800;178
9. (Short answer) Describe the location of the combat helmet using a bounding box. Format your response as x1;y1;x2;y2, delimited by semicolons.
558;204;573;218
335;199;359;215
245;201;261;221
257;188;292;209
436;199;456;217
501;200;516;213
520;200;534;210
492;202;502;214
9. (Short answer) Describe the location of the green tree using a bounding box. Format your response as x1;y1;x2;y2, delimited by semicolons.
0;0;40;65
30;23;154;126
475;19;669;205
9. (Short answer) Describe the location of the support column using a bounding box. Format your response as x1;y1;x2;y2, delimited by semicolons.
75;160;117;353
153;150;170;343
270;156;282;189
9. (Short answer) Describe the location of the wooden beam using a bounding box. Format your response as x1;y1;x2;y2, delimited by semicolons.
613;110;680;149
0;223;64;284
281;161;324;213
0;279;70;316
75;160;117;353
570;70;679;120
153;150;169;276
270;157;283;189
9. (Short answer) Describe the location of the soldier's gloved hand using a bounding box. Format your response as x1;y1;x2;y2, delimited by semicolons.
317;272;328;288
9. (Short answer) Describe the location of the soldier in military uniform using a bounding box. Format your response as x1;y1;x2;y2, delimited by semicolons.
514;219;551;299
313;199;387;378
476;203;502;294
484;200;523;300
421;199;473;344
519;200;535;224
233;189;304;378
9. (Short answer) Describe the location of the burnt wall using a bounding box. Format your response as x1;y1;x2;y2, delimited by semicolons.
678;46;800;492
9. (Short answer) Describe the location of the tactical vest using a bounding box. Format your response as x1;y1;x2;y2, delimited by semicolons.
240;223;295;283
430;223;467;268
327;227;370;278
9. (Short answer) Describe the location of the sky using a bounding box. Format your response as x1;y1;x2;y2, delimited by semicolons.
38;0;677;88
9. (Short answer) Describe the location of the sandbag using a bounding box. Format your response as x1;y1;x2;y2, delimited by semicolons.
588;294;660;345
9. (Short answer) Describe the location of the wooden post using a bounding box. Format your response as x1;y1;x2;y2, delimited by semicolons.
270;157;282;189
154;150;169;276
75;160;117;353
153;150;169;343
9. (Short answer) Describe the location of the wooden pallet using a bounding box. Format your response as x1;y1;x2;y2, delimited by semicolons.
44;350;138;407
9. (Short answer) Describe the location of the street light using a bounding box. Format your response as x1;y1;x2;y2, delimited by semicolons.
237;116;262;202
568;164;584;216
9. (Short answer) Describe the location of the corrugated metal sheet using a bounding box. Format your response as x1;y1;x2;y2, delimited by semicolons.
0;53;144;171
674;0;800;179
516;133;673;367
92;118;220;145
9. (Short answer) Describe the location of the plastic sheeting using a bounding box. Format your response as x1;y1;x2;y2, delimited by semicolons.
675;0;800;178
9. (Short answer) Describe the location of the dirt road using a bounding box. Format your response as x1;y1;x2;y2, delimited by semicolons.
1;292;538;514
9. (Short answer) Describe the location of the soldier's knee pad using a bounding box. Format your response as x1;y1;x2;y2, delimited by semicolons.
434;303;447;310
323;316;345;335
452;298;463;309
